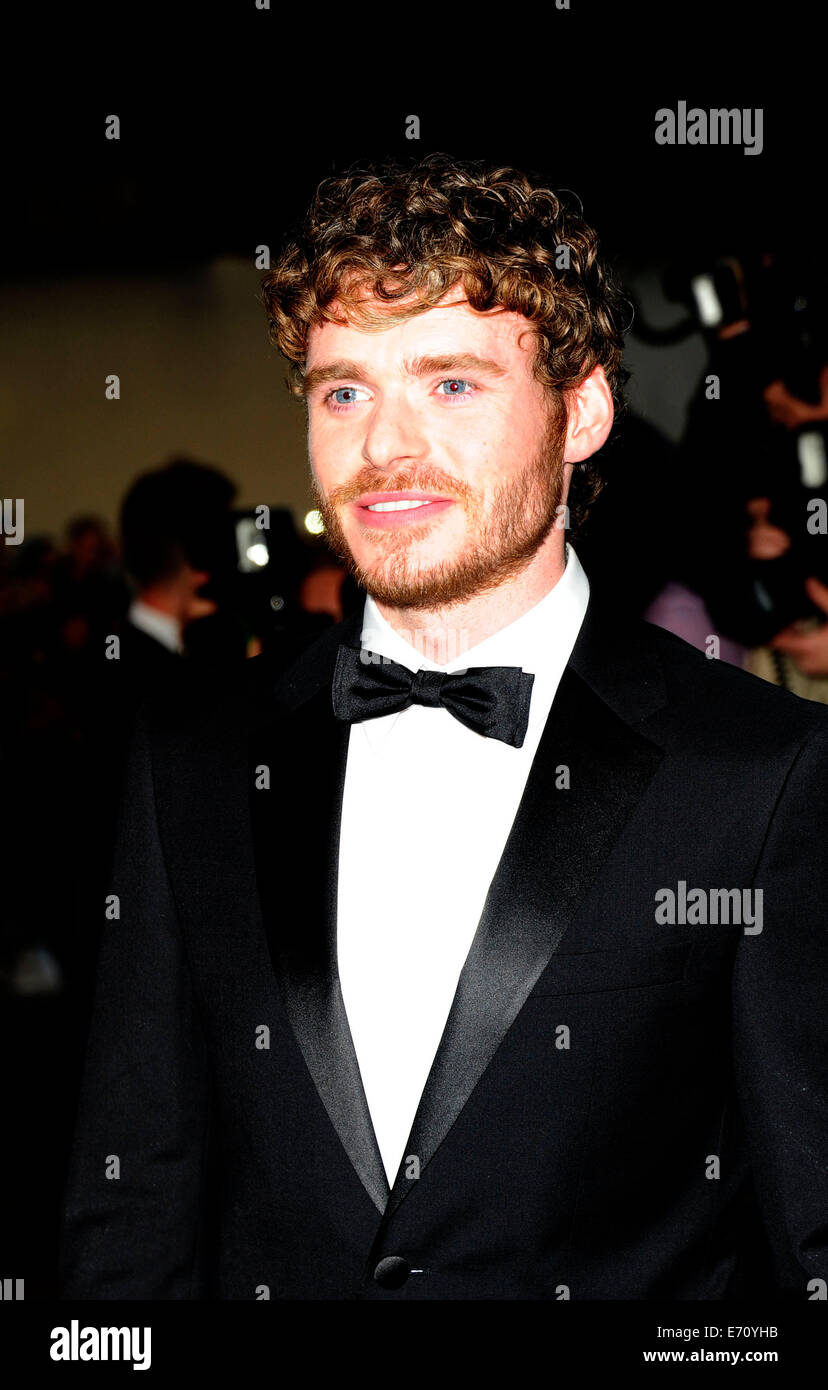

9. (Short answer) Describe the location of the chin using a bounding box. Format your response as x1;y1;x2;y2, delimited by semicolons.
366;552;449;587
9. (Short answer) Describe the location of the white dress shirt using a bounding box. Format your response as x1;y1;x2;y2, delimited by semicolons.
336;544;590;1185
126;597;185;654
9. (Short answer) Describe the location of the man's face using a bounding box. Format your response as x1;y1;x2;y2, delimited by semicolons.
304;285;570;609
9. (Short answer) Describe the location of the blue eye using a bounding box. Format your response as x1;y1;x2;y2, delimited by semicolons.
439;379;471;396
324;385;371;413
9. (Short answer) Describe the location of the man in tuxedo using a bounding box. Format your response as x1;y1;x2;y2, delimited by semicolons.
59;153;828;1300
71;458;238;949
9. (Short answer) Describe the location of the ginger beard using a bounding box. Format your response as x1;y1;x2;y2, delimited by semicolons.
312;399;570;610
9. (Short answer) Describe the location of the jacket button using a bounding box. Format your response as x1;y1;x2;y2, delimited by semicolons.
373;1256;410;1289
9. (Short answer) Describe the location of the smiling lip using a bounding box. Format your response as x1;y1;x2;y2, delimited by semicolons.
352;492;456;528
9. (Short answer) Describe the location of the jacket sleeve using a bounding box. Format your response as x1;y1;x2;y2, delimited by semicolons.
732;719;828;1297
58;702;214;1299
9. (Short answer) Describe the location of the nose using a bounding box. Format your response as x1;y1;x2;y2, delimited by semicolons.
361;390;430;472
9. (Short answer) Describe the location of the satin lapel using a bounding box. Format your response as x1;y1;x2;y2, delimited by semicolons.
382;609;667;1222
249;614;391;1216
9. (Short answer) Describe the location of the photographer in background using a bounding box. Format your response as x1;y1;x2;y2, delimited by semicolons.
746;361;828;696
676;253;828;691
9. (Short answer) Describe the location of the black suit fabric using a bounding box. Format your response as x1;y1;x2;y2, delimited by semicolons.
58;594;828;1299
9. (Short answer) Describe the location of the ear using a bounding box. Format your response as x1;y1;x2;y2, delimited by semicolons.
563;364;614;463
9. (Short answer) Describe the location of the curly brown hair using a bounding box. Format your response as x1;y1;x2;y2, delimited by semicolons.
260;151;631;536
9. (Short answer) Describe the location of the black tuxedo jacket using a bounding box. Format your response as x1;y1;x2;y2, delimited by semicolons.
58;592;828;1300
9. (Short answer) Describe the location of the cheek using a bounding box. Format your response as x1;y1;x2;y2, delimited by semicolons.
307;422;339;487
452;407;527;477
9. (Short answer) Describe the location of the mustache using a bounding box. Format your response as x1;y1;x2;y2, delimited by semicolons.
321;466;475;508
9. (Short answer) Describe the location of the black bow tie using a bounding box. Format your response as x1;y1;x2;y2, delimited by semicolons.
332;644;535;748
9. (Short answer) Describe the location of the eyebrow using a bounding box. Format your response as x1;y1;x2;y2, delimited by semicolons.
300;352;509;400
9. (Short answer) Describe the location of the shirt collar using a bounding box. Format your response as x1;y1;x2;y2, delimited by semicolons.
127;597;185;655
355;543;590;750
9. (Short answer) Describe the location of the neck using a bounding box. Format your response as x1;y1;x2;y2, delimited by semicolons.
371;531;567;663
136;588;182;627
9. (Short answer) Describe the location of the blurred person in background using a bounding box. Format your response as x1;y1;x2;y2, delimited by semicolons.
674;253;828;691
117;458;238;666
51;515;129;657
573;409;746;667
71;458;241;974
745;361;828;699
298;555;365;628
0;533;75;986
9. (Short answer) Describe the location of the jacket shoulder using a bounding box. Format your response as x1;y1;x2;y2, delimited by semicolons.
637;617;828;750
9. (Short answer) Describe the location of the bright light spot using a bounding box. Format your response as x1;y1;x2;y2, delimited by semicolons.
305;509;325;536
245;543;270;568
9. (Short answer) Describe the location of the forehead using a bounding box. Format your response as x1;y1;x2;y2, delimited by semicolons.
305;284;536;371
